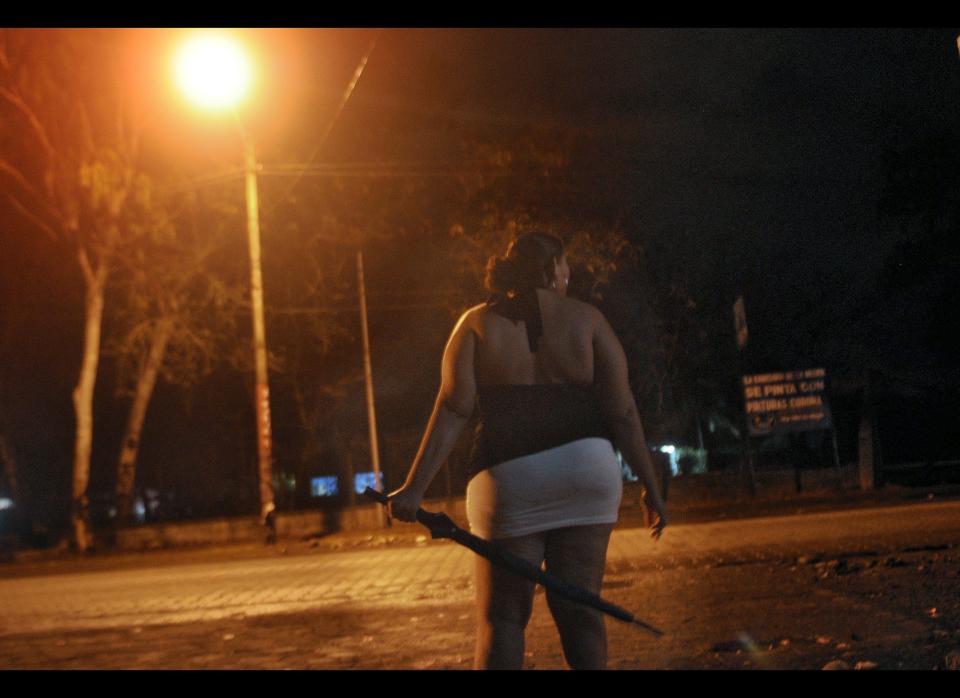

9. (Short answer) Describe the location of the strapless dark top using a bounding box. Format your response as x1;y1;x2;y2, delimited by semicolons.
467;383;613;481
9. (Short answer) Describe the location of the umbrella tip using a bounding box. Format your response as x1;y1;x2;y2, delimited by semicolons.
632;620;665;637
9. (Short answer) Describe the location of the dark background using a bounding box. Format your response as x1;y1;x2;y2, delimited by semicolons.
2;28;959;535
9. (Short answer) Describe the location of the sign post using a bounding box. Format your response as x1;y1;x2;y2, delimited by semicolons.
733;296;755;496
830;428;844;489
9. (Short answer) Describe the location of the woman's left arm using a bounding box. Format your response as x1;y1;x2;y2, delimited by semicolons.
388;309;478;521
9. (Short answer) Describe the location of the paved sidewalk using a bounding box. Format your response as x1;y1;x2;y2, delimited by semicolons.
1;500;958;635
0;499;959;669
5;482;959;581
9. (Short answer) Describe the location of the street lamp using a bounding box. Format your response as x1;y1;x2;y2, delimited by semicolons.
174;32;276;540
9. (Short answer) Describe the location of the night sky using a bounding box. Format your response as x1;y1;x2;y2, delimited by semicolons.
2;28;959;530
274;28;960;377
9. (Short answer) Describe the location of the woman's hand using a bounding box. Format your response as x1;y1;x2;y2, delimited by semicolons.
386;485;423;523
643;488;668;541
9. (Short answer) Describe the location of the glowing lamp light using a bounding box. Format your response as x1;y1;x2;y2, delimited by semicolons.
658;445;679;477
175;33;252;110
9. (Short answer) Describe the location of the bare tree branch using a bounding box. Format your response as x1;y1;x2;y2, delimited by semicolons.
0;86;56;163
76;99;95;156
77;246;95;286
2;191;60;241
0;32;10;74
0;157;43;201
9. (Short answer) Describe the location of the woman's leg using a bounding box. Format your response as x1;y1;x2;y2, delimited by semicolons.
543;523;615;670
474;531;545;669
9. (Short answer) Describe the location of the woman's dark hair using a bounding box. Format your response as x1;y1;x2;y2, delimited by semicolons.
484;232;564;296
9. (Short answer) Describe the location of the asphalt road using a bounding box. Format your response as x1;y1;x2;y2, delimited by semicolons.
1;499;959;669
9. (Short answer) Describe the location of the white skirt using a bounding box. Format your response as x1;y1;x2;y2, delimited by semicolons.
465;437;623;540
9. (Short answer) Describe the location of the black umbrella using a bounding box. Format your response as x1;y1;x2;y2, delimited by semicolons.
363;487;664;637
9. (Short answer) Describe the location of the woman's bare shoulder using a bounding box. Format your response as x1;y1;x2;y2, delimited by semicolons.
564;294;598;311
457;303;489;333
464;302;489;319
557;294;604;324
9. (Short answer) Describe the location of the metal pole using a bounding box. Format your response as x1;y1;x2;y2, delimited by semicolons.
830;427;844;490
243;138;276;541
738;354;757;498
357;249;389;526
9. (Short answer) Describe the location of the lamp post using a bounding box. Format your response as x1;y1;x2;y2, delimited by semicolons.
175;33;276;540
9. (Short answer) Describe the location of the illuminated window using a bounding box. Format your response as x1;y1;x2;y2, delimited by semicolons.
354;472;380;494
311;477;339;497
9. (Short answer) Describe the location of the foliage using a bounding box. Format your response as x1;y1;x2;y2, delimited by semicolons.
104;183;247;395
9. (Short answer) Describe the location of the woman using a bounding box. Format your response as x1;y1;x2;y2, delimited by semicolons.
388;232;667;670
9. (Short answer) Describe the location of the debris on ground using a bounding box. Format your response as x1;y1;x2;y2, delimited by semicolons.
822;660;851;670
816;636;832;645
834;560;854;575
944;651;960;671
855;660;878;670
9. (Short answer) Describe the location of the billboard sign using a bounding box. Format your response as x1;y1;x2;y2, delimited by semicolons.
743;368;832;436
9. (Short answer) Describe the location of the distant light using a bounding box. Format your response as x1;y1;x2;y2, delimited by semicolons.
311;477;339;497
0;497;13;511
616;451;639;482
175;33;252;110
658;445;679;477
144;488;160;515
134;497;146;524
354;472;379;494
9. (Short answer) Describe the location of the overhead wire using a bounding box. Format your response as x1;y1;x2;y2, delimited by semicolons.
262;31;382;218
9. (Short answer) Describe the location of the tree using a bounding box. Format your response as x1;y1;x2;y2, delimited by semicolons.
104;184;249;524
0;29;157;550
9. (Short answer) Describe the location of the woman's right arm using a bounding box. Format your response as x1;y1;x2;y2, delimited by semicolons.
592;309;667;540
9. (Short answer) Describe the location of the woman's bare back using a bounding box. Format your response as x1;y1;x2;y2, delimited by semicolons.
470;288;598;386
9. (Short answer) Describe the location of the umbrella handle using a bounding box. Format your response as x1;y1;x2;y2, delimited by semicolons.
363;486;390;506
362;487;457;538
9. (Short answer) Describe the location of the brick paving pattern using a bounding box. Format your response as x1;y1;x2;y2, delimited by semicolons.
0;499;958;668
